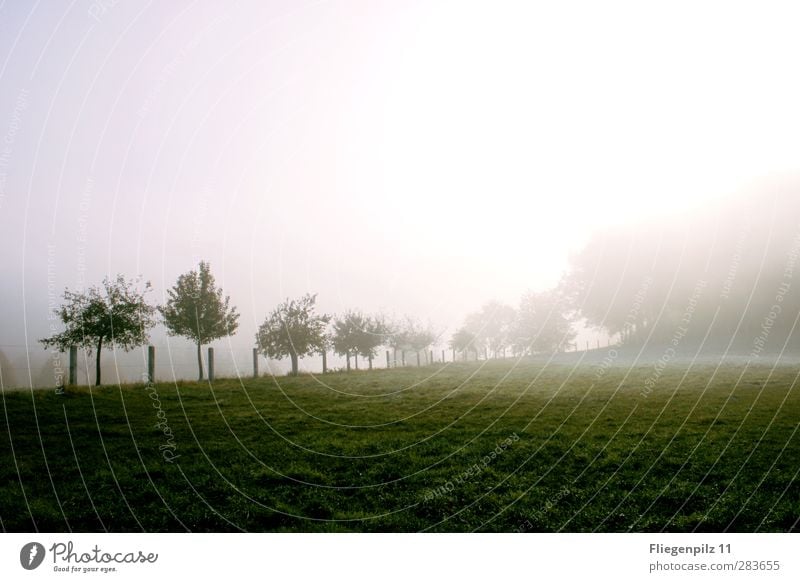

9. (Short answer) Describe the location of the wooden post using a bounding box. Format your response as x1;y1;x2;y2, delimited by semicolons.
208;347;214;382
253;347;259;378
322;351;327;374
69;346;77;385
147;345;155;383
386;350;390;368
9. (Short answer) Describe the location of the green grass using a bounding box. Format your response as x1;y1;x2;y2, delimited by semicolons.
1;360;798;532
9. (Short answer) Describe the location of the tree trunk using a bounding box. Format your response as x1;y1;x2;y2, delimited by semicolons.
354;353;359;370
196;342;204;381
368;354;373;370
346;353;351;371
290;352;299;376
95;337;103;386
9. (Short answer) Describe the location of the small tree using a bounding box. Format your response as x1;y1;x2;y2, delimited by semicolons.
387;316;437;365
463;301;516;358
40;275;156;386
331;311;364;370
332;311;388;370
449;328;478;360
511;289;576;355
256;293;330;375
359;315;389;370
159;261;240;381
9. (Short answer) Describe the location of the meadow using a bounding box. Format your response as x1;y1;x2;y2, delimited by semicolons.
1;359;798;532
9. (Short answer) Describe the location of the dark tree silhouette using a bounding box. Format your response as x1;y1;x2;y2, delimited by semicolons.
331;311;365;370
332;311;388;370
256;294;330;375
40;275;156;386
159;262;239;381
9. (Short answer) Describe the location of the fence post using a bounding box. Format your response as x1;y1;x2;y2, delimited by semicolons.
253;347;259;378
322;350;327;374
69;346;77;385
147;345;155;383
386;350;390;368
208;347;215;382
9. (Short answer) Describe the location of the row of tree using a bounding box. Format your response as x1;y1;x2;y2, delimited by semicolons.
41;262;440;384
449;291;576;360
48;189;795;386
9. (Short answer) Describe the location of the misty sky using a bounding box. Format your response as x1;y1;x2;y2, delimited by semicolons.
3;1;800;380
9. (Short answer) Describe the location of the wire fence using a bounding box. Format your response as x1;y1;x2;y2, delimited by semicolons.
0;343;476;389
0;336;616;390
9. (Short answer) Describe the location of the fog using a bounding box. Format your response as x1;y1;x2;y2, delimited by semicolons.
2;1;800;387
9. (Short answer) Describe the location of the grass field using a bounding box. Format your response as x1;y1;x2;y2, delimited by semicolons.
1;360;798;532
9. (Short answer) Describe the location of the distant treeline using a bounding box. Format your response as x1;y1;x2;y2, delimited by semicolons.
35;185;800;386
452;186;800;357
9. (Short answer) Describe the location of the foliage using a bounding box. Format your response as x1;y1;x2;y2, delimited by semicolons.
386;316;437;354
449;327;478;356
461;301;516;356
511;289;576;354
159;261;240;345
40;275;156;386
255;293;330;375
331;311;388;368
159;261;239;380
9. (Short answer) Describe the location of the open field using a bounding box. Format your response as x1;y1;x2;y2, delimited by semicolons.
1;360;798;532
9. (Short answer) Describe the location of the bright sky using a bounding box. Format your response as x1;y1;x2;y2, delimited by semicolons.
2;0;800;376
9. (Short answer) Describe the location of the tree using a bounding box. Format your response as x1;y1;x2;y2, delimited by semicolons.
159;262;239;381
511;289;576;355
40;275;156;386
449;327;478;360
358;315;389;369
331;311;388;370
331;311;364;371
256;293;330;375
386;316;437;365
462;301;516;358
